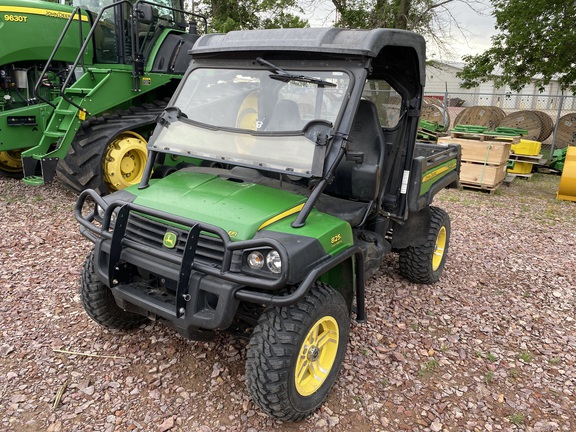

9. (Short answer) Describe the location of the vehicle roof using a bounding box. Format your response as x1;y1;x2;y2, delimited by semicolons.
191;28;426;83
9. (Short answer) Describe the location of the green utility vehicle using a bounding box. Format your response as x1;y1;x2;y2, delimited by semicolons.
0;0;205;194
75;28;461;420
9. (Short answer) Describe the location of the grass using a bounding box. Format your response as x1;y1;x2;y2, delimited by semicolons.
509;413;525;426
518;351;533;363
419;358;440;376
484;371;495;384
486;352;498;362
508;368;519;379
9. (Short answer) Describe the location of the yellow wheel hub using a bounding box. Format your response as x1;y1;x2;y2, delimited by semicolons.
294;316;339;397
236;91;259;130
103;131;148;192
0;150;23;173
432;226;447;271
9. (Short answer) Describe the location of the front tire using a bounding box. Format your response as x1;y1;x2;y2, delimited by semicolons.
80;250;147;330
246;283;350;421
399;206;450;284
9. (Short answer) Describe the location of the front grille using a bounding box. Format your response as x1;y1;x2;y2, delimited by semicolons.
124;213;225;268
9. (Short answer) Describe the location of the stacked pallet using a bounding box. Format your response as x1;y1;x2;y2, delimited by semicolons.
438;126;516;191
417;119;448;143
507;139;544;178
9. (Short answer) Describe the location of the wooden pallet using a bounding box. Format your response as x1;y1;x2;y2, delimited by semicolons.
418;127;448;142
507;173;533;180
509;153;544;164
450;131;521;144
461;181;503;194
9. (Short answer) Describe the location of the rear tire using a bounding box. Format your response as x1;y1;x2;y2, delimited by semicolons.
399;206;450;284
56;102;166;195
246;283;350;421
80;250;147;330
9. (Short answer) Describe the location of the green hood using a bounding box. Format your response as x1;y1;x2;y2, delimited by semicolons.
132;171;307;240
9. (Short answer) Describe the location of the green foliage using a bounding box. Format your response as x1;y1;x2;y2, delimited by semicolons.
419;358;440;376
458;0;576;92
509;412;525;426
518;351;533;363
198;0;307;33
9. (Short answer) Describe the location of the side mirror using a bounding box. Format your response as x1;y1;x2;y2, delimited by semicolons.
135;4;157;25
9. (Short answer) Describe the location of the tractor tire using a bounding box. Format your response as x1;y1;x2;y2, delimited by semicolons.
246;282;350;421
80;250;147;330
399;206;450;284
56;101;166;195
0;150;24;178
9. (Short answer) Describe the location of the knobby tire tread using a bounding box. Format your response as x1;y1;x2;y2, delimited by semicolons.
56;101;166;195
80;251;146;330
246;283;349;421
399;206;450;284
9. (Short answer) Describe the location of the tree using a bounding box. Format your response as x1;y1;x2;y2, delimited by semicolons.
316;0;486;56
197;0;308;33
458;0;576;92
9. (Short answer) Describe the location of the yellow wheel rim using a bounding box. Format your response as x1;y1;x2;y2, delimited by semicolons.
294;316;339;397
0;150;23;173
432;226;447;271
236;91;259;130
103;131;148;192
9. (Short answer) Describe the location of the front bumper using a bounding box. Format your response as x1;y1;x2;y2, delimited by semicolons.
75;189;363;335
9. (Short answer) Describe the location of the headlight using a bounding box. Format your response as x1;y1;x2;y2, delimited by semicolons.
96;204;118;227
247;251;265;270
95;204;106;223
244;248;283;276
266;250;282;274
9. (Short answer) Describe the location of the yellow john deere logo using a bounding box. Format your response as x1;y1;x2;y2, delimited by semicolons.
163;231;178;249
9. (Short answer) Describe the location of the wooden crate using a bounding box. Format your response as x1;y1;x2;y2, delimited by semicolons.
438;137;511;165
460;162;507;188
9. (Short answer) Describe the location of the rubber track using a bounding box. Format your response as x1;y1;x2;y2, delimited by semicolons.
56;101;166;195
80;251;147;330
399;206;450;284
245;283;349;421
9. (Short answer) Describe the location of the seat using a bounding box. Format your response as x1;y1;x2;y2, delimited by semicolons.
266;99;303;131
325;99;385;203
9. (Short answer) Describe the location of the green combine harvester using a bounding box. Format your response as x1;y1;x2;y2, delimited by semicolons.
0;0;205;194
0;0;92;177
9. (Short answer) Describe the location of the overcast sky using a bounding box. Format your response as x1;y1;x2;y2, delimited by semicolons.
443;1;497;61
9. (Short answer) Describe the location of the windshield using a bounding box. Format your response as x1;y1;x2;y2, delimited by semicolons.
176;68;349;132
152;67;350;176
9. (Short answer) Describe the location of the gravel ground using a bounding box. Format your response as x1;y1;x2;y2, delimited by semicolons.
1;173;575;432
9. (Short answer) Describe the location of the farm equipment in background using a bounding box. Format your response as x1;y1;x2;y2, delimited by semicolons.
0;0;93;177
1;0;206;194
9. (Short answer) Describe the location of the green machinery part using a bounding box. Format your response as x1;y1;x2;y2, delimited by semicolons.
0;0;94;176
2;0;205;194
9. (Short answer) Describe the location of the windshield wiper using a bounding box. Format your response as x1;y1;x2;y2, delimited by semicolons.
256;57;336;88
